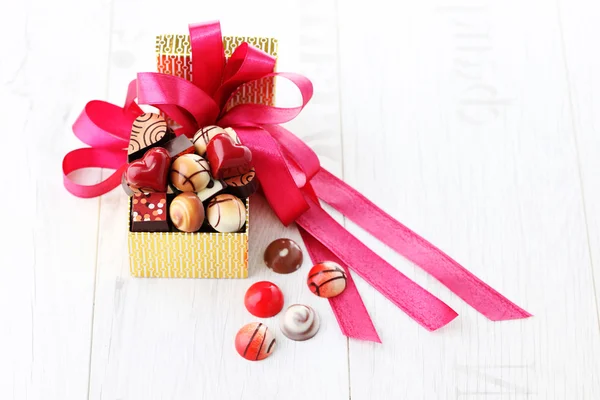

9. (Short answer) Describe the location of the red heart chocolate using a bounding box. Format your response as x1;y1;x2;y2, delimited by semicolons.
125;147;171;193
206;134;253;179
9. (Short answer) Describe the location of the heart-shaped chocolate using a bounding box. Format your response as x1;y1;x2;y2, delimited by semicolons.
125;147;171;193
206;134;253;179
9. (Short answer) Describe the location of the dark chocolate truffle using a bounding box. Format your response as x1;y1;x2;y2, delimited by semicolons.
264;238;303;274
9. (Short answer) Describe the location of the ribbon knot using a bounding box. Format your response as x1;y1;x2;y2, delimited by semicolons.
62;21;530;343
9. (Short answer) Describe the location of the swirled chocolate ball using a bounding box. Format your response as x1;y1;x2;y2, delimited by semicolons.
280;304;320;341
169;192;205;232
169;154;211;192
206;194;247;233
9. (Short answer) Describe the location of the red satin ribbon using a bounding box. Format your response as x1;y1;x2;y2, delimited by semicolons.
62;20;531;342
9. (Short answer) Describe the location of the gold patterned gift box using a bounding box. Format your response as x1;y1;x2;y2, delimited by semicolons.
127;34;278;279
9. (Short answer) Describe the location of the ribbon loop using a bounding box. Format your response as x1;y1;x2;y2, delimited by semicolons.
62;148;128;198
137;72;220;131
214;43;277;109
189;21;226;96
218;72;313;127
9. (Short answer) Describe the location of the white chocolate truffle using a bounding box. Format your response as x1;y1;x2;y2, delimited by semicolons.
206;194;246;233
280;304;320;341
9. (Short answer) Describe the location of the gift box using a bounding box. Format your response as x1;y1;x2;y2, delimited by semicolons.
127;33;278;279
63;21;530;342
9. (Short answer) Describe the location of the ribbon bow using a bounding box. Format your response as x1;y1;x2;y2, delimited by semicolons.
62;21;530;342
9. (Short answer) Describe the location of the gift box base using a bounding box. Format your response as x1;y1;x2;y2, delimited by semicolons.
127;199;249;278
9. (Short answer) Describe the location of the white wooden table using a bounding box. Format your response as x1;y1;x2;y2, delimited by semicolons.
2;0;600;399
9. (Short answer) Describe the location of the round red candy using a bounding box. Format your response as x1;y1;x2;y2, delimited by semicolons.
244;281;284;318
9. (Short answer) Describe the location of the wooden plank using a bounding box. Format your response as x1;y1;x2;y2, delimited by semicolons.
0;0;111;398
337;1;600;398
88;1;349;399
558;0;600;328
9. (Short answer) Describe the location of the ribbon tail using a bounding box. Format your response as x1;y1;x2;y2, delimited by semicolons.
312;168;532;321
296;195;459;332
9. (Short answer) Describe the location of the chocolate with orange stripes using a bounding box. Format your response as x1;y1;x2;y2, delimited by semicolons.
234;322;276;361
306;261;347;298
223;168;258;198
127;113;174;162
169;154;211;192
206;194;246;233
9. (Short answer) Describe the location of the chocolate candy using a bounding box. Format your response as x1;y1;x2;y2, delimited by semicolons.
235;322;276;361
192;125;228;155
169;154;211;192
224;168;258;198
307;261;347;298
125;147;171;193
264;238;303;274
244;281;284;318
197;177;226;202
169;192;205;232
130;193;169;232
206;194;246;233
280;305;320;341
163;135;195;159
206;134;253;179
128;113;173;162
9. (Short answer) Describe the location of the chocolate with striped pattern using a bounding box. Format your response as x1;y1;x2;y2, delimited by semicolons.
128;113;173;162
234;322;276;361
206;194;246;233
224;168;258;198
169;154;211;192
306;261;347;298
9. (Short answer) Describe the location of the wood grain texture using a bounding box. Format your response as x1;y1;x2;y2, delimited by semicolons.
337;1;600;399
0;0;111;399
558;0;600;327
87;1;348;399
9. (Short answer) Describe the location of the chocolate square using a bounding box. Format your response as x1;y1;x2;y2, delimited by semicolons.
130;192;169;232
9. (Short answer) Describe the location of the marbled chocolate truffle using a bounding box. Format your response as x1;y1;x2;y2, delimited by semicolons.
280;304;320;341
169;154;211;192
264;238;303;274
206;194;247;233
307;261;347;298
169;192;205;232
